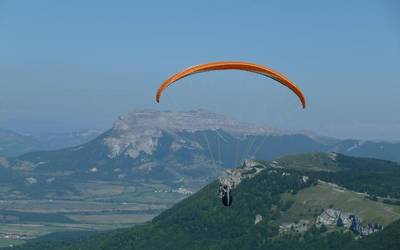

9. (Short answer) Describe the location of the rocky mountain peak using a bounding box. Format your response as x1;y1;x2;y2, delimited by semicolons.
103;109;308;159
105;109;289;159
112;109;284;135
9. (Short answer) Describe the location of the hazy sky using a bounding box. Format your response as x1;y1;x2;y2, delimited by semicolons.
0;0;399;140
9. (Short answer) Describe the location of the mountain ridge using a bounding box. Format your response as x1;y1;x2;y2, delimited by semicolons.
0;128;102;157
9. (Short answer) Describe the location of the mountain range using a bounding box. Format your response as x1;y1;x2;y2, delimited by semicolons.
1;109;400;199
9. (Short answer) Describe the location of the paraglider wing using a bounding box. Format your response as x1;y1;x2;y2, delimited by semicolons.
155;61;306;108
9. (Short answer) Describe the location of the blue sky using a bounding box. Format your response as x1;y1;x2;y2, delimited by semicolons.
0;0;399;140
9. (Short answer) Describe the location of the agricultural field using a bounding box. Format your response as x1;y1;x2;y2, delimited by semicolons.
0;181;191;247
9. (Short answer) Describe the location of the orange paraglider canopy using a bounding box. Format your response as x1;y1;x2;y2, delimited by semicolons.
155;61;306;108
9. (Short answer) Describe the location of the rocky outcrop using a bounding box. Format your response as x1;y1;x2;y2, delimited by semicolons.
316;209;354;227
279;220;311;234
218;160;267;190
254;214;263;225
316;208;383;236
279;208;383;237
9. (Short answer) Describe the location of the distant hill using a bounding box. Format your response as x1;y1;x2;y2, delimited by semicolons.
10;152;400;250
31;130;102;151
0;128;40;157
0;128;102;157
331;139;400;163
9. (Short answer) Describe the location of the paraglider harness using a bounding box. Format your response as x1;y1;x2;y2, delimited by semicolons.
217;181;234;207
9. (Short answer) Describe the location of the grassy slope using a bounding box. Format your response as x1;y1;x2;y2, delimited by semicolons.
274;152;340;172
280;181;400;225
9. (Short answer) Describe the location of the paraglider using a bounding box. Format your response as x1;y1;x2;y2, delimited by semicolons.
155;61;306;109
155;61;306;206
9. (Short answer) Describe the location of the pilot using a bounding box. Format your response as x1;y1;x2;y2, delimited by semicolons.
221;184;233;207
